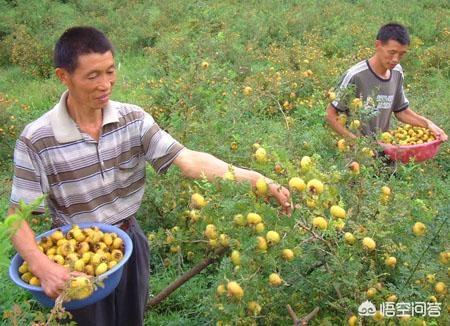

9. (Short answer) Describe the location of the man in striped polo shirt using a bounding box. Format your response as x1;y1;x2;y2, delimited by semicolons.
7;27;291;325
325;23;447;141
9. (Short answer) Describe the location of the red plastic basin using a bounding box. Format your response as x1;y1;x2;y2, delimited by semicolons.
378;138;443;163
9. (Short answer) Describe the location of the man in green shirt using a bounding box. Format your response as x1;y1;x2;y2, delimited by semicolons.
325;23;447;141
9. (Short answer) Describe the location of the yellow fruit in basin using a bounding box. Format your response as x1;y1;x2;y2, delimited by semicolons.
68;276;94;300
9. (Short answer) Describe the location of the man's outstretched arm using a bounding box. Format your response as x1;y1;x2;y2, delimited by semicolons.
173;148;291;214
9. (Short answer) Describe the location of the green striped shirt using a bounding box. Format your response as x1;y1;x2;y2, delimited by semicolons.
11;91;184;225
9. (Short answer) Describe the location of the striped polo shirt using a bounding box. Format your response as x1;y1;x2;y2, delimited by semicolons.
10;91;184;226
331;60;409;135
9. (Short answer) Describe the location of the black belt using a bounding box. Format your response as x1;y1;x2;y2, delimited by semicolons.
114;216;133;231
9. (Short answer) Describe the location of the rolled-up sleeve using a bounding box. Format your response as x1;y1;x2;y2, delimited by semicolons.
10;137;46;212
140;112;184;174
331;71;356;113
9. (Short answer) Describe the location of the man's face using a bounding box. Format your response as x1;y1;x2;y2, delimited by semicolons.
57;51;116;110
375;39;408;70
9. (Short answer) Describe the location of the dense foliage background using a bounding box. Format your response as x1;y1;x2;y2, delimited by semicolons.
0;0;448;325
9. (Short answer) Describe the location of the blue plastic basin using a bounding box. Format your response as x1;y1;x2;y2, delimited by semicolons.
9;222;133;310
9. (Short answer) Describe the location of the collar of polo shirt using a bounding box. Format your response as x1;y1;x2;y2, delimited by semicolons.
50;90;120;143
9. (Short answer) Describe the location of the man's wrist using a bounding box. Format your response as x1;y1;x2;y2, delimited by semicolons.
27;250;51;277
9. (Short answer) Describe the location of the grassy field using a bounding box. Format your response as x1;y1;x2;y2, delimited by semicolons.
0;0;449;325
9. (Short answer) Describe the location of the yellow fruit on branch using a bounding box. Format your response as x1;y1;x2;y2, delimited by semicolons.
254;222;265;233
268;273;283;286
381;186;391;196
362;237;376;251
350;98;363;110
218;234;230;247
255;177;268;196
266;231;281;245
386;294;398;302
348;315;358;326
373;311;384;321
216;284;226;296
281;249;294;261
247;301;262;315
426;273;436;283
247;213;263;225
312;216;328;230
349;119;361;130
412;222;426;236
334;219;345;231
289;177;306;192
204;224;218;240
223;171;235;181
254;147;267;162
233;214;246;226
338;114;347;126
191;193;207;209
256;236;268;251
230;250;240;266
274;163;283;174
348;161;360;175
326;90;336;101
300;156;312;171
385;256;397;268
243;86;252;96
337;138;347;152
439;251;450;265
306;179;324;194
227;281;244;299
330;205;346;219
367;287;377;298
344;232;356;245
435;281;447;294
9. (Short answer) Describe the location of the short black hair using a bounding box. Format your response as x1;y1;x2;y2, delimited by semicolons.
54;26;114;73
376;23;410;45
